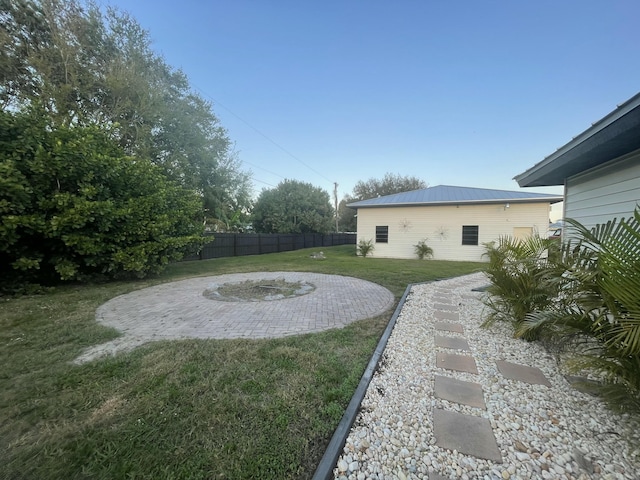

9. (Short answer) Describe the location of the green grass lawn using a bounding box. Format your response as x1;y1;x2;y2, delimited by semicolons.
1;245;484;479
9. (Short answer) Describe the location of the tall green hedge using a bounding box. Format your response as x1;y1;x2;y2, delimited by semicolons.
0;110;204;291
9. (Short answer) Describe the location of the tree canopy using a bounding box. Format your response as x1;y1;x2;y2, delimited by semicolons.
352;173;427;200
337;173;428;231
0;109;204;290
251;180;334;234
0;0;252;226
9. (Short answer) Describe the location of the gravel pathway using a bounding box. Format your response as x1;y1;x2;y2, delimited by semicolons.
335;272;640;480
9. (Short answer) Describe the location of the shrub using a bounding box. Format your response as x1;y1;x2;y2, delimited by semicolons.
517;211;640;413
414;239;434;260
0;109;204;291
481;235;560;339
357;239;374;258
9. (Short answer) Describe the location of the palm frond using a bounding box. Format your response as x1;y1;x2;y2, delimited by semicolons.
491;207;640;414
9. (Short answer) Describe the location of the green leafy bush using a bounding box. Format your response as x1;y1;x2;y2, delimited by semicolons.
482;213;640;413
517;211;640;413
0;109;204;291
414;239;434;260
357;239;374;258
481;235;560;338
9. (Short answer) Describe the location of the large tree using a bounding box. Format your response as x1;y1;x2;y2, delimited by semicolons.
336;198;358;233
0;0;252;225
251;180;334;234
352;172;427;200
0;108;203;289
338;173;428;231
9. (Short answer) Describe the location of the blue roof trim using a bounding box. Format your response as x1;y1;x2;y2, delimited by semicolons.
347;185;562;208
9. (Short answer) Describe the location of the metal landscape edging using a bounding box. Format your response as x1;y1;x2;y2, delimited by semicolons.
311;282;414;480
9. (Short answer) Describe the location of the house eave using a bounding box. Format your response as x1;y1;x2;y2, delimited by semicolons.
348;197;563;209
515;93;640;187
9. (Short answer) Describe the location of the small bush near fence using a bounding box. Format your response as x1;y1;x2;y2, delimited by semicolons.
184;233;356;261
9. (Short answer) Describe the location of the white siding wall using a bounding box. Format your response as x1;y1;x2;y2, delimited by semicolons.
565;149;640;231
356;202;552;261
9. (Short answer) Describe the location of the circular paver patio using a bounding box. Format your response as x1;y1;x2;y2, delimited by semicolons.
74;272;395;363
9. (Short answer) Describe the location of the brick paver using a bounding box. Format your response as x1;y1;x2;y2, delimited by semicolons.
74;272;394;363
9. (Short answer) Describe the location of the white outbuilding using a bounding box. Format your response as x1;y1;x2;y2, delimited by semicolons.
348;185;562;261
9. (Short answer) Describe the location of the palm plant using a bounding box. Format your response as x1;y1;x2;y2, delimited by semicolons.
518;208;640;413
414;239;434;260
357;239;374;258
481;235;560;339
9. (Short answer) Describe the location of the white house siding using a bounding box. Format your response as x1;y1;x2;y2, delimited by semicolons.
564;149;640;231
356;202;552;262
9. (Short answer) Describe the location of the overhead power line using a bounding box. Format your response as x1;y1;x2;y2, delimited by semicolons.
252;178;277;188
240;158;285;181
192;83;334;186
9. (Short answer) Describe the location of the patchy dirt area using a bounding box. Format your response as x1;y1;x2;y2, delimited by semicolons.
203;278;315;302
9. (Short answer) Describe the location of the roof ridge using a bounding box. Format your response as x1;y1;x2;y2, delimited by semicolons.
347;184;563;208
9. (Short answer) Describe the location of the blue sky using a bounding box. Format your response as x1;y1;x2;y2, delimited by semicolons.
106;0;639;203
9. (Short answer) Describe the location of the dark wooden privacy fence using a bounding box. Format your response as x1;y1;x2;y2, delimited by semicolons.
184;233;356;260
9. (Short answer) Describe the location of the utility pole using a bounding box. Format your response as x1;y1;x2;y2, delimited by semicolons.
333;182;339;232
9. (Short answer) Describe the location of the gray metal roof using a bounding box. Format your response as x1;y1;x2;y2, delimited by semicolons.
347;185;563;208
515;92;640;187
